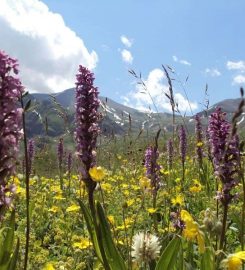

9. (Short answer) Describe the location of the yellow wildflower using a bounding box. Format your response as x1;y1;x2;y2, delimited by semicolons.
197;142;203;147
171;194;184;206
50;185;62;193
117;240;124;245
180;210;205;253
160;169;170;175
189;179;202;193
116;225;125;230
116;224;131;230
159;225;176;233
89;166;106;182
131;185;140;191
125;217;134;226
147;208;157;214
227;257;242;270
126;199;134;207
16;186;25;196
53;194;65;200
175;177;181;183
107;215;115;225
29;178;35;186
72;174;78;180
66;204;80;212
13;176;20;185
116;216;134;230
196;233;205;253
139;176;151;189
101;183;112;192
48;206;59;213
73;238;91;249
123;190;130;196
43;263;55;270
221;251;245;270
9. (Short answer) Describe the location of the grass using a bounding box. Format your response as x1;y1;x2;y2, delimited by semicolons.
4;123;244;269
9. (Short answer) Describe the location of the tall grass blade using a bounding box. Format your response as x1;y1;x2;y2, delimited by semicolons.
96;201;127;270
155;236;181;270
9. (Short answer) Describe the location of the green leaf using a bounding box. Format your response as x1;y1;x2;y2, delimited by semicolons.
78;200;103;263
0;211;19;270
0;228;6;261
96;202;127;270
155;236;181;270
4;211;15;255
0;211;15;265
8;237;20;270
200;246;215;270
175;241;185;270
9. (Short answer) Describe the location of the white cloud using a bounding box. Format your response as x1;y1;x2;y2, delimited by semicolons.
121;49;133;64
227;60;245;72
122;68;198;113
173;55;178;62
205;68;221;77
172;55;191;66
233;75;245;84
0;0;98;93
120;35;133;48
179;60;191;66
226;60;245;85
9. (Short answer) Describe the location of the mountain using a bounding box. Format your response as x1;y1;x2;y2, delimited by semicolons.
196;97;245;129
197;97;244;115
25;88;245;138
26;88;179;137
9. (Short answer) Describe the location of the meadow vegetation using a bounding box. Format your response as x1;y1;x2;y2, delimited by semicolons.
0;50;245;270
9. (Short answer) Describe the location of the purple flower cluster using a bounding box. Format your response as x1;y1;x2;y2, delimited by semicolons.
57;138;64;171
75;66;100;174
0;50;24;214
207;107;240;205
144;146;161;193
167;139;173;169
67;152;72;176
170;211;185;231
178;125;187;166
27;139;35;174
195;115;203;165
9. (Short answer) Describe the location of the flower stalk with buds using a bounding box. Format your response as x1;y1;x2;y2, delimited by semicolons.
195;115;204;169
74;65;101;212
57;138;64;189
179;125;187;184
0;50;23;219
208;107;241;250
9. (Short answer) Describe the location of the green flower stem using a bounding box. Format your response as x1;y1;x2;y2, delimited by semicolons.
219;203;228;250
152;192;158;233
87;184;110;270
21;96;30;270
241;159;245;250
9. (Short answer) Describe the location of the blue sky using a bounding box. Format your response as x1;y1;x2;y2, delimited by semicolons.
1;0;245;114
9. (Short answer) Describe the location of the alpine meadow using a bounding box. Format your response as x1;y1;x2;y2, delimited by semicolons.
0;1;245;270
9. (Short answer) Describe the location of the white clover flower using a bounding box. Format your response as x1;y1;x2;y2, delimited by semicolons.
132;232;161;263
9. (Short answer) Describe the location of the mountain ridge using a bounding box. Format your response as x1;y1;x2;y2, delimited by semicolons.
25;88;245;137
